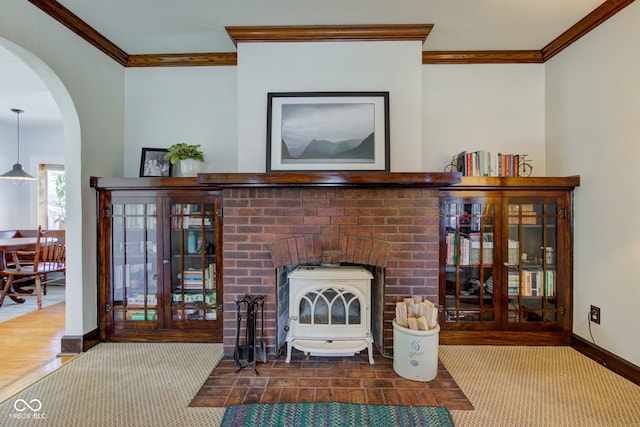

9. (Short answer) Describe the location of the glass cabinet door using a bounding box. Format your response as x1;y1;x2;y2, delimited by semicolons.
110;198;159;327
167;198;220;326
443;198;497;327
505;200;560;327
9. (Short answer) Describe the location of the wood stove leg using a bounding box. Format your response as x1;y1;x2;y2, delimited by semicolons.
285;340;293;363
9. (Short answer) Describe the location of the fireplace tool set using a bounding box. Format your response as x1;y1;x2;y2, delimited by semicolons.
233;294;266;374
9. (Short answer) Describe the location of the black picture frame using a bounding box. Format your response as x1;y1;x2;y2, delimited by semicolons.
266;92;390;172
140;148;172;177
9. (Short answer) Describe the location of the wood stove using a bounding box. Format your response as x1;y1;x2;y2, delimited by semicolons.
285;266;374;364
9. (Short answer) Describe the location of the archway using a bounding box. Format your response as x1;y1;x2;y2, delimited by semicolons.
0;38;83;350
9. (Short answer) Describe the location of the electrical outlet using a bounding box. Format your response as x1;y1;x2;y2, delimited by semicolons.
590;305;601;324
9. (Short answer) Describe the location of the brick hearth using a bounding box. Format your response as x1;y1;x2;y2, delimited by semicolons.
221;185;441;356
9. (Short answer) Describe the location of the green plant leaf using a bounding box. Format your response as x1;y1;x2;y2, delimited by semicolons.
164;143;205;164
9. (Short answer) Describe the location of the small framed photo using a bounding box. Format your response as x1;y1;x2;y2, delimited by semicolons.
140;148;172;177
266;92;390;172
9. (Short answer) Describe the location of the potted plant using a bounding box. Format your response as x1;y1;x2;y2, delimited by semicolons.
164;143;205;177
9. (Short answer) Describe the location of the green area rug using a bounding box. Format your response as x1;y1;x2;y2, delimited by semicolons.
221;402;455;427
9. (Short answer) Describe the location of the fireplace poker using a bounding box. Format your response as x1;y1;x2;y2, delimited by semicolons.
233;297;247;371
246;295;256;367
258;296;266;364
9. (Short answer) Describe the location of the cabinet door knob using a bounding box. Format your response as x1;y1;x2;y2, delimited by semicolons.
162;259;170;264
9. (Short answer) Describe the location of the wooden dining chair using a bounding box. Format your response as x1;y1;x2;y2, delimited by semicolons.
0;226;66;310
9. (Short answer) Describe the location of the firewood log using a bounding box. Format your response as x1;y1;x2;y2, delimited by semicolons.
407;317;418;330
416;316;429;331
403;297;415;317
395;301;407;327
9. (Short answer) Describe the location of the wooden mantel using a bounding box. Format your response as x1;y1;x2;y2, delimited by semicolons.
197;172;461;187
90;174;585;191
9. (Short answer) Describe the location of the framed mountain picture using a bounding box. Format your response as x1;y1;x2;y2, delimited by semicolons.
266;92;390;172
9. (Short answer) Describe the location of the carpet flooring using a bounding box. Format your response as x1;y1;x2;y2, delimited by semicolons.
0;342;225;426
2;342;639;426
440;346;640;427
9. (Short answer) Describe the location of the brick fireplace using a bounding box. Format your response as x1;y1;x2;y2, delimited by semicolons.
199;172;459;357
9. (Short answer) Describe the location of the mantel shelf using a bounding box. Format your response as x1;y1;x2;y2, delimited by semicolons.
90;174;581;190
453;175;581;190
196;172;461;187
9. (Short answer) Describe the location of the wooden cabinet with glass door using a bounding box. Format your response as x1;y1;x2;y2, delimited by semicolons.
439;176;580;345
92;177;223;342
442;197;498;328
167;196;219;329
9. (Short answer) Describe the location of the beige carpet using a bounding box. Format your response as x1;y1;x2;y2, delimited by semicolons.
2;343;639;426
0;342;225;426
440;346;640;427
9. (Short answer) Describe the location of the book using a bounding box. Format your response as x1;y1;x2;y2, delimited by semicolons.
207;263;216;289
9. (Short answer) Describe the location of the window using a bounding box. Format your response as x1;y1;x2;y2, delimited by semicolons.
38;164;65;230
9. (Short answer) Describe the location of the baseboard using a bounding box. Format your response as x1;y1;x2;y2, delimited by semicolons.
570;334;640;386
439;330;569;345
59;328;100;354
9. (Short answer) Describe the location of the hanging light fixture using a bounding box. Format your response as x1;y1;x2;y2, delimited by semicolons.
0;108;36;184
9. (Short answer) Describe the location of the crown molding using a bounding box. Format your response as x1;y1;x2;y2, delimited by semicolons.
127;53;237;67
27;0;129;66
542;0;635;61
26;1;636;67
225;24;433;46
130;50;544;67
422;51;543;64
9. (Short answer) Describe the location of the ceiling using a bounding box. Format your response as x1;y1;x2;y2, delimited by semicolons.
0;46;62;128
0;1;625;128
56;0;605;53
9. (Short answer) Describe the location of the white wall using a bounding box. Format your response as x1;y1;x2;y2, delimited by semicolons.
422;64;546;173
1;0;125;338
0;124;64;229
122;50;547;176
237;41;424;172
124;67;238;175
546;1;640;366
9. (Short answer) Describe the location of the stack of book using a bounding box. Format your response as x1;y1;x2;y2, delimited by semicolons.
445;231;494;266
521;269;556;297
178;264;215;290
181;270;204;290
452;150;525;177
127;293;157;307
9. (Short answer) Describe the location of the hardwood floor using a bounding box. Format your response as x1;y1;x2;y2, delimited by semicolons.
0;302;75;403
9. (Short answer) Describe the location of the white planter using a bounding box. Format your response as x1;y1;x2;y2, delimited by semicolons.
179;159;202;177
393;320;439;381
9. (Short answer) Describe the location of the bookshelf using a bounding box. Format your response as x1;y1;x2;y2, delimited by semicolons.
92;178;223;342
438;176;579;345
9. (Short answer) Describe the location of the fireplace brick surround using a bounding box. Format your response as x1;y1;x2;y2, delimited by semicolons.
209;173;460;357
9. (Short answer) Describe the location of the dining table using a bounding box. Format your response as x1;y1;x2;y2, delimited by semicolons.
0;237;39;304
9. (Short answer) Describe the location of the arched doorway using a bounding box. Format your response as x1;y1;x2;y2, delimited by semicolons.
0;38;83;352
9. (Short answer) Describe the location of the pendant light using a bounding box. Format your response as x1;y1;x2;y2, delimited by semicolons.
0;108;36;184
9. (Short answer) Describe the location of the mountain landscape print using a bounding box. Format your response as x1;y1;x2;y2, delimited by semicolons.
280;102;376;164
